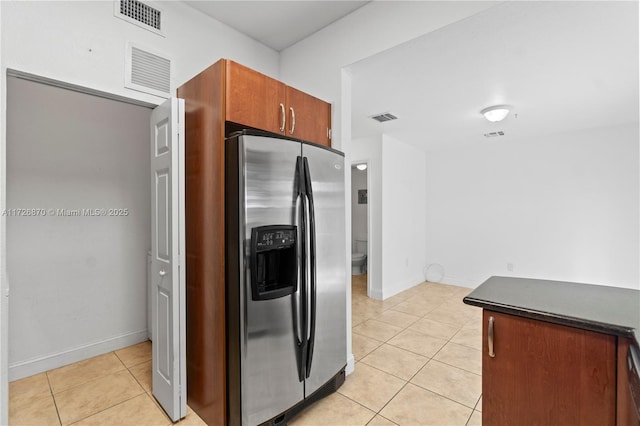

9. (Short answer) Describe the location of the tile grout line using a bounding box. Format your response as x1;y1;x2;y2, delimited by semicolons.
45;371;63;426
65;391;148;425
349;282;481;421
54;350;148;425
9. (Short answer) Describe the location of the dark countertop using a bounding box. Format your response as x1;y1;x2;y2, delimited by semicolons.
463;276;640;348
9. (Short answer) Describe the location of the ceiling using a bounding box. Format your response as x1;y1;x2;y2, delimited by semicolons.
183;1;370;51
348;1;639;151
183;1;638;153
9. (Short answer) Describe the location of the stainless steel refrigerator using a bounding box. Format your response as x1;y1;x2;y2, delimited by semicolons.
225;131;347;426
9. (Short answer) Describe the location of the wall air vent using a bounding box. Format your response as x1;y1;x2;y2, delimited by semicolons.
115;0;164;36
370;112;398;123
125;42;171;98
484;131;505;138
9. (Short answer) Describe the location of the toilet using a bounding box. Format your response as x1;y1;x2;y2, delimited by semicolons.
351;239;367;275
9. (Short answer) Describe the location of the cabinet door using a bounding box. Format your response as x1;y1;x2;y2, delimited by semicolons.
226;60;285;135
286;86;331;147
617;338;640;426
483;310;616;426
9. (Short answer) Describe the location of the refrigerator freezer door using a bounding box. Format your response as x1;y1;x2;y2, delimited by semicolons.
301;143;347;396
240;135;304;425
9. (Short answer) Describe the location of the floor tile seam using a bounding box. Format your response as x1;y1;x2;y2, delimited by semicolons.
464;410;482;426
351;329;402;344
428;357;481;376
145;390;174;424
329;391;378;419
8;376;51;400
351;330;386;344
45;371;64;426
400;381;477;415
365;413;398;426
369;317;420;330
372;380;413;417
448;340;482;352
425;314;477;327
407;376;481;410
63;387;147;426
382;340;441;359
48;365;131;396
422;316;475;329
113;348;150;369
403;325;457;342
128;366;150;392
428;323;484;376
422;358;482;379
353;361;412;385
121;358;152;369
472;394;482;411
366;340;431;363
9;389;57;412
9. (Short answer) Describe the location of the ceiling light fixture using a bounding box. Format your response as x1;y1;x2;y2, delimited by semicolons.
356;164;367;171
481;105;510;122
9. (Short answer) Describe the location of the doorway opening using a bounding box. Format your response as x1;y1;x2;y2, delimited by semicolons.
5;74;153;382
350;161;369;298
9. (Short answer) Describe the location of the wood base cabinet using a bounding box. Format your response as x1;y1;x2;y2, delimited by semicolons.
482;310;617;425
618;338;640;426
177;59;332;426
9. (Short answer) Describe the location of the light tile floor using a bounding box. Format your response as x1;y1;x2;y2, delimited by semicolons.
289;275;483;426
9;341;206;425
10;277;482;426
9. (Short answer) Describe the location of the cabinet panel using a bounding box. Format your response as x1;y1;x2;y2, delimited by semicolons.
617;338;640;426
225;60;285;135
483;310;616;426
177;59;227;426
286;86;331;147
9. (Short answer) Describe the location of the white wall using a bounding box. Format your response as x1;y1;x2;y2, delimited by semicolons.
381;135;427;298
0;1;279;104
280;1;494;377
280;1;497;110
352;135;428;300
425;124;639;289
0;0;281;387
351;167;367;249
6;77;152;379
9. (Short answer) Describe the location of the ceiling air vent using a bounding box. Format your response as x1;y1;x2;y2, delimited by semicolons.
370;112;398;123
484;131;505;138
114;0;164;36
125;42;171;98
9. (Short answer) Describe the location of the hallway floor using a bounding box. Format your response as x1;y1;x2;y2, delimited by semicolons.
9;277;481;425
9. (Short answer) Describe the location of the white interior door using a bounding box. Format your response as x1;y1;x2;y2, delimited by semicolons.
150;97;186;422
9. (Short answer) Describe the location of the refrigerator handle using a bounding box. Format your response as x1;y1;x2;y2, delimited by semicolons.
303;157;317;378
295;156;308;382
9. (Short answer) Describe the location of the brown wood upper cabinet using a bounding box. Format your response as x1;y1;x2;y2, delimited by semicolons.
225;60;332;146
178;58;333;426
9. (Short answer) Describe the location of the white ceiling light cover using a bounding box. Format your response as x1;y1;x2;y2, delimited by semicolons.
481;105;510;122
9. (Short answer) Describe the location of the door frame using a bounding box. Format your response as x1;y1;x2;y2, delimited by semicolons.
350;159;371;298
0;69;159;424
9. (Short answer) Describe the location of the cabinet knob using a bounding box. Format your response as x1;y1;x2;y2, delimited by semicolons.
488;316;496;358
279;103;286;132
289;107;296;134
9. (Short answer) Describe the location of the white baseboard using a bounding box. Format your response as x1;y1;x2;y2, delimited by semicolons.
440;274;477;288
382;274;424;299
346;353;355;376
9;329;149;381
